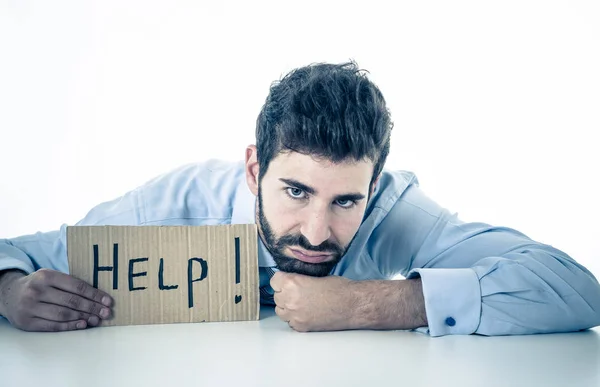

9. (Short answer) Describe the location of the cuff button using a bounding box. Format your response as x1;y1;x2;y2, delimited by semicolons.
445;317;456;327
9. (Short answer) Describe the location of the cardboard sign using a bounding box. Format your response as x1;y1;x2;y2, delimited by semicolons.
66;225;259;327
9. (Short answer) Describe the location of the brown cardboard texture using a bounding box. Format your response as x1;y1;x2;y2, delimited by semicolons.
66;225;259;327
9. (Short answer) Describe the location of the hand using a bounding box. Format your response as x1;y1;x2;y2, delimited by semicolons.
0;269;113;332
270;271;358;332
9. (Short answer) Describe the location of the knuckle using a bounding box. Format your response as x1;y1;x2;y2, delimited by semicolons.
290;319;308;332
42;321;59;332
51;321;70;332
283;279;297;291
66;295;81;309
75;280;87;295
296;314;309;326
91;288;101;302
56;307;71;321
70;321;83;331
66;322;77;331
34;269;51;283
87;301;100;315
55;323;68;332
286;297;299;310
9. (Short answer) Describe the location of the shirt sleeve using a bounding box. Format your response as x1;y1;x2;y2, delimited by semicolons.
0;160;239;278
0;185;142;277
369;183;600;337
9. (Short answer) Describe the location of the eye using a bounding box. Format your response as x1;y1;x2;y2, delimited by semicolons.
335;199;356;209
286;187;306;199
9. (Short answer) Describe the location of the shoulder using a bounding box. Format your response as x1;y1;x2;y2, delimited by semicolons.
141;159;244;188
137;159;245;224
368;169;420;212
366;168;452;229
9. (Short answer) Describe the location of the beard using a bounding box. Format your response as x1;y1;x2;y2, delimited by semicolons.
256;186;348;277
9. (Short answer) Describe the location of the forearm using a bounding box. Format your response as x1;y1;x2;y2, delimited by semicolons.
1;238;37;275
407;251;600;336
472;251;600;335
351;278;428;330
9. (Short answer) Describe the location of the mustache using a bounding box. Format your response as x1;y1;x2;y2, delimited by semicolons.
276;233;343;255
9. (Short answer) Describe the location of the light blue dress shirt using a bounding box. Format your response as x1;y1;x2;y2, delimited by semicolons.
1;159;599;336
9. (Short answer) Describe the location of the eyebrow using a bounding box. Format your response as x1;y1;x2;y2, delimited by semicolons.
279;178;366;202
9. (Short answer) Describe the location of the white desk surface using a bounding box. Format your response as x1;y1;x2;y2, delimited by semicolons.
1;306;598;387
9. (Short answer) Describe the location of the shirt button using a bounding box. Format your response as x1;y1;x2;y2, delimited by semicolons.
445;317;456;327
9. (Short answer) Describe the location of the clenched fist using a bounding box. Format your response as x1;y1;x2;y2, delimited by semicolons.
0;269;113;332
270;271;359;332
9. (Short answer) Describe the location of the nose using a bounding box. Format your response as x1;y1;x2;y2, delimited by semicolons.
300;204;332;247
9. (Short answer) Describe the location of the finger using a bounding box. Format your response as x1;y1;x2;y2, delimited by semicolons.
38;287;111;320
45;270;113;307
273;291;284;307
275;305;289;322
35;302;101;327
28;317;88;332
270;271;286;292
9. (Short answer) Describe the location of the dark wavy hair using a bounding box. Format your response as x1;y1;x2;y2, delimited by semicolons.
255;61;393;187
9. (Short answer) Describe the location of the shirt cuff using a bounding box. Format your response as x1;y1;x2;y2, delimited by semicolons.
407;268;481;336
0;256;35;275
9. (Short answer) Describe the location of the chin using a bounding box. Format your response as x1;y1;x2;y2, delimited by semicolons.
273;255;337;277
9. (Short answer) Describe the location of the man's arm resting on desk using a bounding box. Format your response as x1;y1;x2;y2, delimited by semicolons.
270;272;428;332
0;268;114;332
364;183;600;336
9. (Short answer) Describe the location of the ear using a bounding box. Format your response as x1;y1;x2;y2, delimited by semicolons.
370;174;381;197
245;145;260;196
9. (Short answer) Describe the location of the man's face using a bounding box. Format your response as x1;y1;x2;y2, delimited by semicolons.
255;151;375;277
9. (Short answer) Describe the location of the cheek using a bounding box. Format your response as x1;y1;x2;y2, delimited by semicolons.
331;212;363;244
261;192;298;233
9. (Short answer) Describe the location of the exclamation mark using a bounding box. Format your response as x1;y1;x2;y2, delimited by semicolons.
234;237;242;304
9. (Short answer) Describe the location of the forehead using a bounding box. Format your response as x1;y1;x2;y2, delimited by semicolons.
264;152;374;191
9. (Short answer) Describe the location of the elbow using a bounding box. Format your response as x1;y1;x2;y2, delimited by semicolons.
477;256;600;335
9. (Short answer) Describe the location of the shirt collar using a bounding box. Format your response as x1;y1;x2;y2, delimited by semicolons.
231;177;277;268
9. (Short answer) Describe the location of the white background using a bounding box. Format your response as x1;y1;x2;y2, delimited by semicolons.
1;1;598;277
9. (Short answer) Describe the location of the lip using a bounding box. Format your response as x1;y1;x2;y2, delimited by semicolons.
289;248;332;264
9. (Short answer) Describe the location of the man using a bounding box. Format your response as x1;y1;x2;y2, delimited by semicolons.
1;62;599;336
